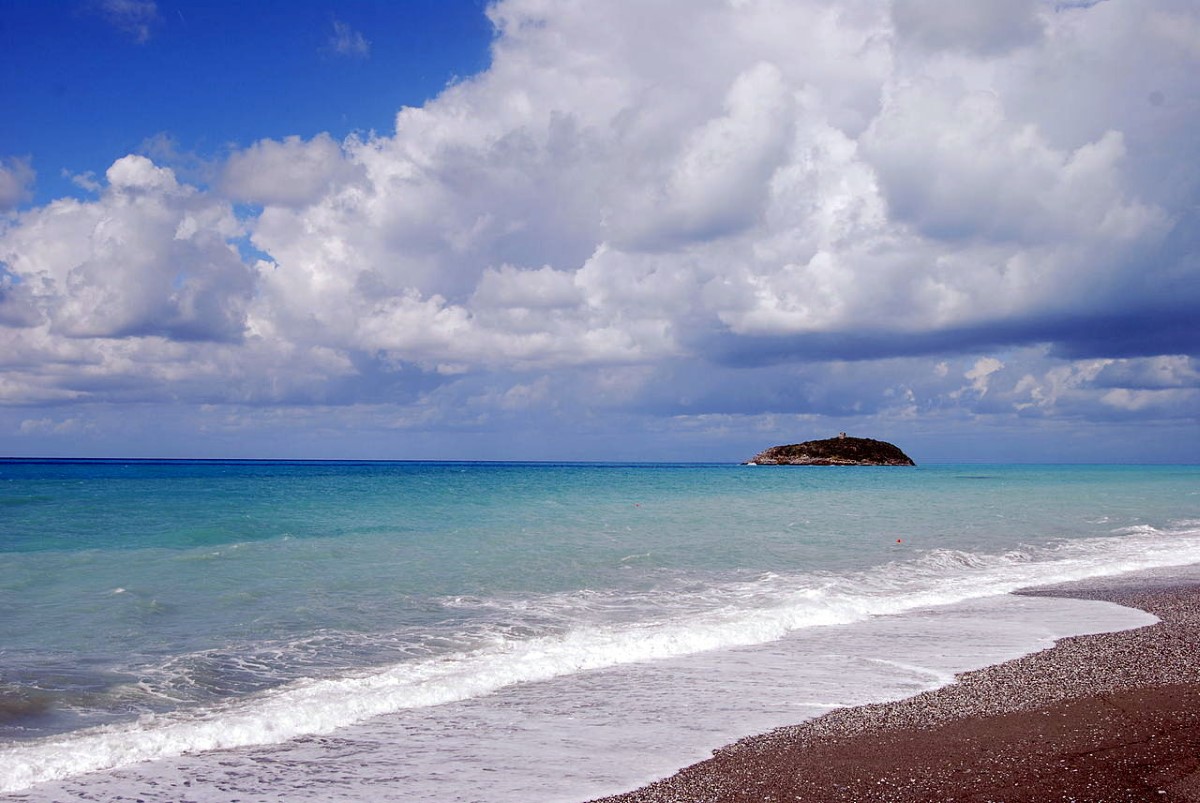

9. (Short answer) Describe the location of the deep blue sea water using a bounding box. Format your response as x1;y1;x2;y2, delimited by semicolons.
1;460;1197;800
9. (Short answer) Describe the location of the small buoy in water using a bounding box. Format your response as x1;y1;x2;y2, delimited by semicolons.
896;538;903;544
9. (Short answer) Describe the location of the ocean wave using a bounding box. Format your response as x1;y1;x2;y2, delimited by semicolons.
4;521;1200;793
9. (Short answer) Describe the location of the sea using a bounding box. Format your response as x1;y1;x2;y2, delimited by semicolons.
1;459;1198;801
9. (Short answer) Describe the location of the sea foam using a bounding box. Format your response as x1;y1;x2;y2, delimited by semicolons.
3;520;1197;793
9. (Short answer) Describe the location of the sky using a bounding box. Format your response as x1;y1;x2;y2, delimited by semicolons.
0;0;1197;463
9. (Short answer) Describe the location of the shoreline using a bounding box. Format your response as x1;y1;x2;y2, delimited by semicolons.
591;568;1200;802
4;571;1198;801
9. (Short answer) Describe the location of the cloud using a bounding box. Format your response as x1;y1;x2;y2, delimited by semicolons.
1146;9;1200;60
1092;355;1200;390
2;0;1197;456
616;62;796;248
18;416;93;435
964;356;1005;396
65;169;103;194
0;157;36;211
135;132;216;187
93;0;161;43
1098;386;1198;416
328;19;370;59
892;0;1044;55
220;135;364;208
0;156;254;343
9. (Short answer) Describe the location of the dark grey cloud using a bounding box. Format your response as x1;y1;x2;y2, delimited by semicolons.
698;302;1200;369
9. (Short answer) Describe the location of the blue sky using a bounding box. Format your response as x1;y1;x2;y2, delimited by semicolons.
0;0;1197;462
2;1;493;203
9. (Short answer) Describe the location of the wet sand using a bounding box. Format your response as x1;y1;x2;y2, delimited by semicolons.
592;574;1200;802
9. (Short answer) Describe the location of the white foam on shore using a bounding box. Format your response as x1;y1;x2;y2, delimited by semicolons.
4;594;1157;803
2;523;1196;795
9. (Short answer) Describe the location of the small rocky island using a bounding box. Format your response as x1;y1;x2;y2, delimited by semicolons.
745;434;916;466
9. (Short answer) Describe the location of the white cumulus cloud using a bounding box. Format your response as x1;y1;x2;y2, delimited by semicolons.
2;156;254;343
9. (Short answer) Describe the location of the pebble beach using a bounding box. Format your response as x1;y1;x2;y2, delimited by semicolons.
593;569;1200;802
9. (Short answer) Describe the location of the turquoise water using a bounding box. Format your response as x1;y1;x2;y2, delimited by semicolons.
1;460;1198;798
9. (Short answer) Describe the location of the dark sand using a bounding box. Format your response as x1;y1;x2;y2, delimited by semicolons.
593;575;1200;802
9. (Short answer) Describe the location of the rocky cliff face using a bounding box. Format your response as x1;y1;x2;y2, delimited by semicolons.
745;436;915;466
